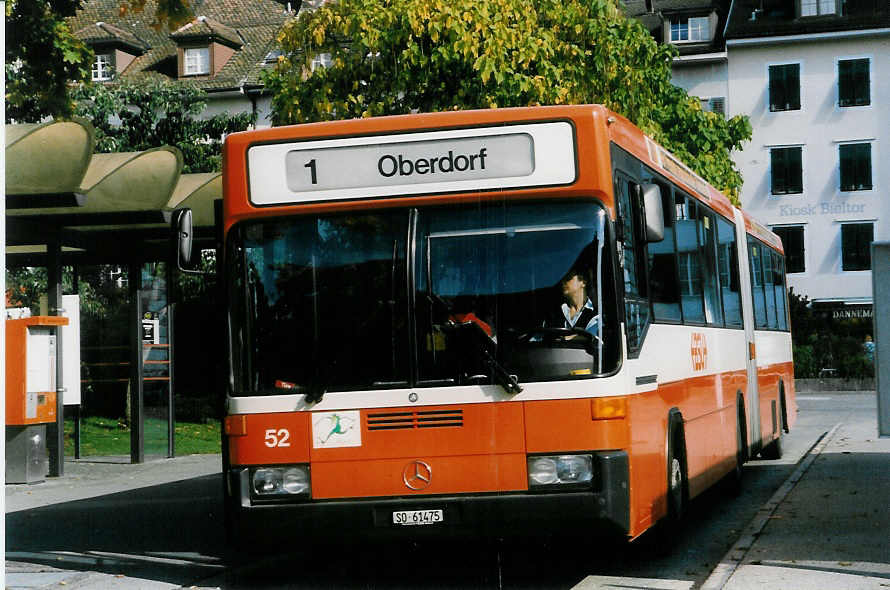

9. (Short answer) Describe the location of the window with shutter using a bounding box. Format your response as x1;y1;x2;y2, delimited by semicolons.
770;147;803;195
839;143;872;191
769;64;801;112
838;58;870;107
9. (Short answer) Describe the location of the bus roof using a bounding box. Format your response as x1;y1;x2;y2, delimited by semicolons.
223;105;782;253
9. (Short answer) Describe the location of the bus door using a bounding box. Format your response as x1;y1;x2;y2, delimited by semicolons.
732;208;760;454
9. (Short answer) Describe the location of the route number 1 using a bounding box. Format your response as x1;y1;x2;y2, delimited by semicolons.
305;159;318;184
264;428;291;448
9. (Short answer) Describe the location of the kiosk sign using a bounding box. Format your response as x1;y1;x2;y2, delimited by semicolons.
247;122;576;205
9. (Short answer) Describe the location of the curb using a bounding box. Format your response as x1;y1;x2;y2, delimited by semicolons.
700;422;842;590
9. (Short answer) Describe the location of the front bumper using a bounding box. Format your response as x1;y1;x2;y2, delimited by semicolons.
227;450;629;540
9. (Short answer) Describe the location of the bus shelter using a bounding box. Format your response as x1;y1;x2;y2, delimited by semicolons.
5;118;220;473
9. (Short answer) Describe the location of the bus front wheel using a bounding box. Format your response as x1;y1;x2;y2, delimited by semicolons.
663;414;688;529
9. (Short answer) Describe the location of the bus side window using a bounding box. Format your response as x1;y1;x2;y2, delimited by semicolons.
748;237;768;328
716;216;743;326
697;208;724;326
773;251;788;331
646;180;682;322
676;192;705;324
616;175;650;355
763;247;778;328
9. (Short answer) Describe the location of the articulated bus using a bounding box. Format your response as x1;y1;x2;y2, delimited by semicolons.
214;105;795;542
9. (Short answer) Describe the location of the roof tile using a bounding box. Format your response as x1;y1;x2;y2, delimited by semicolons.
68;0;295;92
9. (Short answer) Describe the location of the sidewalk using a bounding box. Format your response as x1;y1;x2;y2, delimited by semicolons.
5;454;221;513
5;454;223;590
703;406;890;589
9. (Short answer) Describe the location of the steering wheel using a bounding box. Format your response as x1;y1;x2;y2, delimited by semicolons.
514;327;594;346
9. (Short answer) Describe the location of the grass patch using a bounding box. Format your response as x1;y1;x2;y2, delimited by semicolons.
65;416;220;457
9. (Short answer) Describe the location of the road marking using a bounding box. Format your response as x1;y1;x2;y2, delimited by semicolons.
797;396;834;401
700;422;843;590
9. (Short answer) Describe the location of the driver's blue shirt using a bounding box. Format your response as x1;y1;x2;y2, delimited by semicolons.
562;298;600;338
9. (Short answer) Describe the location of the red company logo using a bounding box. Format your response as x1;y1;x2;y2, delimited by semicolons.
691;332;708;372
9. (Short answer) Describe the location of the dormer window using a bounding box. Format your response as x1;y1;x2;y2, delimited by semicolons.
92;53;114;81
76;21;148;80
801;0;836;16
670;16;710;43
184;47;210;75
171;16;242;79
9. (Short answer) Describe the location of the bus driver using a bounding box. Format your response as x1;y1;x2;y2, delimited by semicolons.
558;265;600;341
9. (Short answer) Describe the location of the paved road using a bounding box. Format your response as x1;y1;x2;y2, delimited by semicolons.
6;392;866;589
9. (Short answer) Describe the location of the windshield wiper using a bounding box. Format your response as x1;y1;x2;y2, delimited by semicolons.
271;378;326;404
444;320;522;395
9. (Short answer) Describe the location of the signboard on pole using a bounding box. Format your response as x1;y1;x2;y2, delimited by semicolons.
873;242;889;437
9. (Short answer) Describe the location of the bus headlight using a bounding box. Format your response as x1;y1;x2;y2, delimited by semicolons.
251;465;311;497
528;454;594;488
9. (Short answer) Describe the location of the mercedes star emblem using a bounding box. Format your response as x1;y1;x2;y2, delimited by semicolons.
402;460;432;491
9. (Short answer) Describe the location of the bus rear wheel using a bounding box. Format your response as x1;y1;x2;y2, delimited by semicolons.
723;396;747;495
761;392;786;460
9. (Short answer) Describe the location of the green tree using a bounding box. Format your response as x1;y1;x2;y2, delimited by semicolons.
5;0;197;123
72;79;255;173
5;0;94;122
264;0;752;201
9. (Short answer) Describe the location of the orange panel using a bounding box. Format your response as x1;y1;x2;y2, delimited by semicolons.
311;453;527;499
228;412;311;465
312;403;526;463
524;398;629;453
229;403;526;467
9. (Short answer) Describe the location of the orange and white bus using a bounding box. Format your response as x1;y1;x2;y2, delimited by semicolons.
212;105;795;542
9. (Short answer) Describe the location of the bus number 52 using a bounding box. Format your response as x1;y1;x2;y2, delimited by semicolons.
264;428;291;448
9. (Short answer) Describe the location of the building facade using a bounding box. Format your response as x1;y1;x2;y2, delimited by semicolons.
724;1;890;317
628;0;890;321
68;0;298;128
626;0;731;114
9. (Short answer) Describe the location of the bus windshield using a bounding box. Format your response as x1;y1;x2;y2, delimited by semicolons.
228;201;618;397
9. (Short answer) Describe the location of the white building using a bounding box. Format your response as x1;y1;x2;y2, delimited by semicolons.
626;0;731;116
724;1;890;316
627;0;890;319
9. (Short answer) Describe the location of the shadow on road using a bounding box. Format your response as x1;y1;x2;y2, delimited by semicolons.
6;459;800;589
6;473;226;585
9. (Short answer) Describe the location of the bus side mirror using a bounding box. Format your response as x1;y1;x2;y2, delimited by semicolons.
172;208;195;271
641;184;665;243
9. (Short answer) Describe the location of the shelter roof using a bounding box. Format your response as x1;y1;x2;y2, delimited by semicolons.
5;119;221;266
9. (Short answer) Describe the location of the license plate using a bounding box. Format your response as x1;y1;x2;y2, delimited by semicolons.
392;509;444;526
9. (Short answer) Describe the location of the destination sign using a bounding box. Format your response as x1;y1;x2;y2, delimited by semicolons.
247;122;576;205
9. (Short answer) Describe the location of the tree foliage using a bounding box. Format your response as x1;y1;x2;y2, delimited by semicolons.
5;0;94;122
5;0;197;123
72;79;255;173
264;0;752;201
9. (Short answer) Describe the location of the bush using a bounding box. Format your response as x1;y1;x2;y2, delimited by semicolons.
792;344;817;379
788;288;874;379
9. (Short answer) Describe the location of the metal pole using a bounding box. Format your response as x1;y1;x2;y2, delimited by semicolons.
166;260;175;458
129;262;144;463
873;242;890;437
72;266;81;459
46;236;64;477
